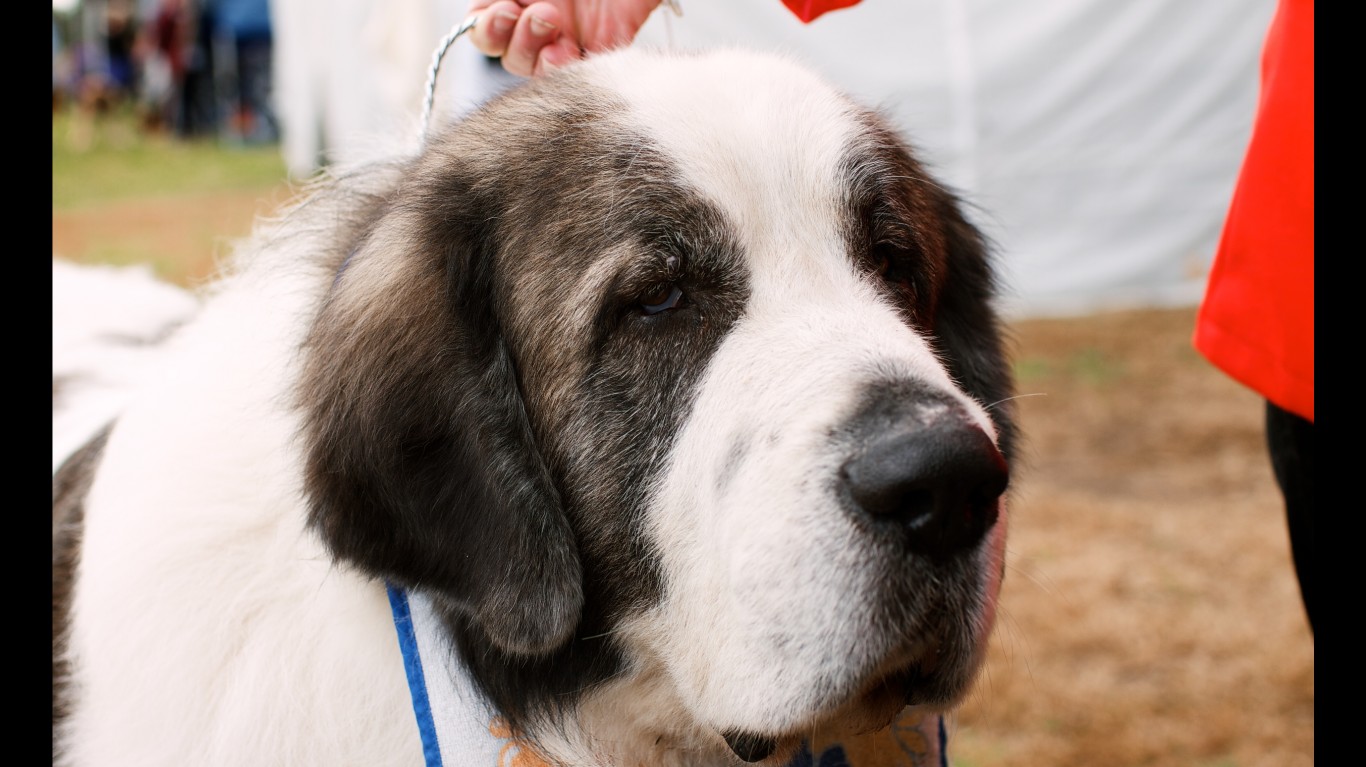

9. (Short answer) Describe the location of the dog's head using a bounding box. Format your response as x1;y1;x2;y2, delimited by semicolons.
299;48;1015;763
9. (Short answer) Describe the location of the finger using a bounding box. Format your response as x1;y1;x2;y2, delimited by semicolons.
501;5;566;78
536;36;583;74
467;0;524;59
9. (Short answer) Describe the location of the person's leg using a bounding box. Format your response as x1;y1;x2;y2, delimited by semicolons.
1265;399;1313;634
236;35;277;143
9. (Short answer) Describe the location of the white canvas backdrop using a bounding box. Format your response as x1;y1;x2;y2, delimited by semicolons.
270;0;1278;318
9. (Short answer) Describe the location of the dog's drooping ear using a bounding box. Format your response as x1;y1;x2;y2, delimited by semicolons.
922;187;1019;464
851;112;1018;464
297;178;583;657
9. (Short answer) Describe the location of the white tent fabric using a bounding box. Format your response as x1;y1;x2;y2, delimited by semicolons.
270;0;1277;318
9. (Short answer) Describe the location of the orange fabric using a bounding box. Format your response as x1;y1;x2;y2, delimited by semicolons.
780;0;863;24
1194;0;1314;422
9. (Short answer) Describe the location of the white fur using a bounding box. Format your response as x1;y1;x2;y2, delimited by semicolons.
51;259;199;473
60;252;420;766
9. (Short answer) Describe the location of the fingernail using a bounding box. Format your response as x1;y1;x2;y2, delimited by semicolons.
529;15;558;37
492;10;518;35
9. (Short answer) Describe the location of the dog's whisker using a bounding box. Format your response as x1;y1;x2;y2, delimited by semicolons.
1003;553;1064;599
984;392;1047;411
558;667;633;697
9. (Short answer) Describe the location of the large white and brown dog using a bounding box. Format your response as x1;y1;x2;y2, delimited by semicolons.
52;48;1017;767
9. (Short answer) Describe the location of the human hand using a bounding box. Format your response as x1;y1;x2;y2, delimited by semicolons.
465;1;663;77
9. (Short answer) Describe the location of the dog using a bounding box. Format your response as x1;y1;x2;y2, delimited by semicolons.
52;47;1018;767
51;259;199;475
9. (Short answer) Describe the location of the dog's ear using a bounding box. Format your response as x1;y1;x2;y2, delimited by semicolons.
855;114;1019;462
924;189;1019;463
297;183;583;657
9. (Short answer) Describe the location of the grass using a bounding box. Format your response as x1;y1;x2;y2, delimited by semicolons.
1014;348;1124;386
52;103;287;211
52;102;294;284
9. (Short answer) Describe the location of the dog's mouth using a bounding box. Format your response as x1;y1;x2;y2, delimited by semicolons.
719;640;958;763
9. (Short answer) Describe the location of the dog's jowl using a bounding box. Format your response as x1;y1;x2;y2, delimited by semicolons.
53;48;1017;767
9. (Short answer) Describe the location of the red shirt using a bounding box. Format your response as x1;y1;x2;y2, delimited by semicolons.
780;0;863;24
1194;0;1314;422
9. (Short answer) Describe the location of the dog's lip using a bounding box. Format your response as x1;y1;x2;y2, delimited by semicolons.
717;640;948;762
715;682;912;764
852;645;940;723
893;638;942;702
858;633;943;704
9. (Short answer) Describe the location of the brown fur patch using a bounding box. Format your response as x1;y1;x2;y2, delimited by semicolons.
53;425;112;732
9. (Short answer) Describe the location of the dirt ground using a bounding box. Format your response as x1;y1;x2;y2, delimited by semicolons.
950;308;1314;767
53;194;1314;767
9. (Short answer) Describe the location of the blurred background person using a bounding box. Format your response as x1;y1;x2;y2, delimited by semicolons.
210;0;279;144
135;0;191;134
61;0;140;148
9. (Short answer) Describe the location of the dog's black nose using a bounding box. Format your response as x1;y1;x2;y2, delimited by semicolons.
842;419;1008;560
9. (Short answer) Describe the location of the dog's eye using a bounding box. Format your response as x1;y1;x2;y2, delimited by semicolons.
870;244;907;284
873;250;894;279
869;243;919;307
640;284;685;315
